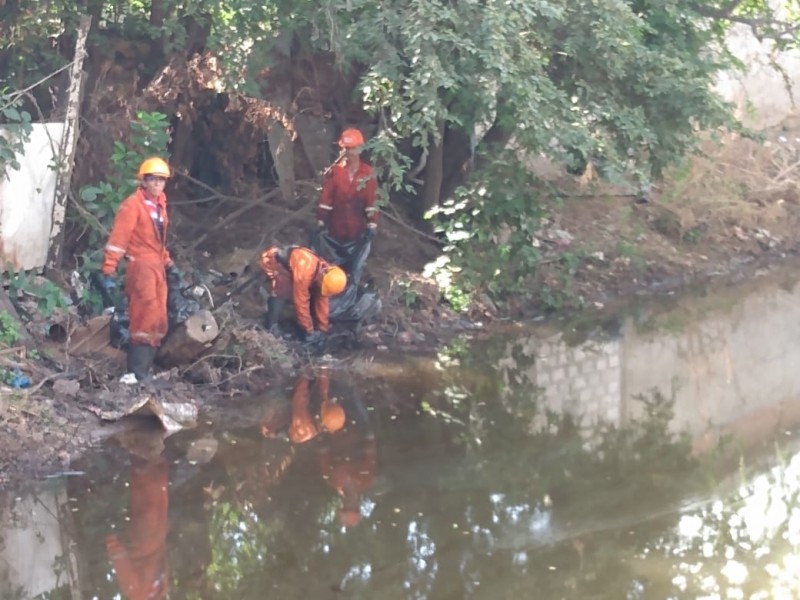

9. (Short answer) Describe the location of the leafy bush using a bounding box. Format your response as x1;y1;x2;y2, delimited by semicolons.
0;310;22;346
0;88;33;180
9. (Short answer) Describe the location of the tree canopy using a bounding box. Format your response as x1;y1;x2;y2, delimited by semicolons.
1;0;798;301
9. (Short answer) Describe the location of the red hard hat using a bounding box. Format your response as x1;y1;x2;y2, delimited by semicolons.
338;128;365;148
339;508;362;527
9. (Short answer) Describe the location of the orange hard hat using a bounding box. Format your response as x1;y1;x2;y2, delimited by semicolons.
138;157;171;179
338;128;365;149
320;400;346;434
320;266;347;297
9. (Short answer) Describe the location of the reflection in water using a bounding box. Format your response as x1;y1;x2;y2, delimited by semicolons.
3;274;800;597
261;370;377;527
105;430;169;600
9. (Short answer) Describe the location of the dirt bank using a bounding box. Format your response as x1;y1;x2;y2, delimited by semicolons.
3;121;800;490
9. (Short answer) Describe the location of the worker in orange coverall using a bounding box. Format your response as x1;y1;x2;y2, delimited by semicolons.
318;391;377;528
259;245;347;347
260;371;375;527
106;436;170;600
99;157;181;382
260;371;346;443
311;128;378;285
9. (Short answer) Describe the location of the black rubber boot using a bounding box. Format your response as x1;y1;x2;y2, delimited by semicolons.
127;343;154;382
265;297;287;335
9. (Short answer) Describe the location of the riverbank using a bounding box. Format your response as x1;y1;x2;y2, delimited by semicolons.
3;122;800;489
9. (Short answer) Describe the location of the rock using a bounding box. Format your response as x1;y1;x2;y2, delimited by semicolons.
53;379;80;398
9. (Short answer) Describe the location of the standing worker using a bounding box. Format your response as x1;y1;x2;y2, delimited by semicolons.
99;157;181;383
106;432;170;600
312;128;378;285
259;245;347;347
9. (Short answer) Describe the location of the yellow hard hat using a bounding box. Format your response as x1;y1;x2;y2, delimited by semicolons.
320;266;347;297
138;157;171;179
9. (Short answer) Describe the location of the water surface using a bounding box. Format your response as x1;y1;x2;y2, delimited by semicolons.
3;271;800;599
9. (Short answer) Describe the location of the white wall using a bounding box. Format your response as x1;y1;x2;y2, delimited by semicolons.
0;123;65;271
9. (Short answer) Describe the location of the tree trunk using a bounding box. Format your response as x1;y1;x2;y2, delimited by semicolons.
439;120;513;202
149;0;167;57
48;15;91;269
416;119;446;230
156;310;219;367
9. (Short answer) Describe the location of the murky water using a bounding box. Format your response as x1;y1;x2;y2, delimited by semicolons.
4;271;800;599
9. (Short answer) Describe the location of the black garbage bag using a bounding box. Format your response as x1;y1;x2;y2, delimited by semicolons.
107;284;200;350
89;272;130;349
329;283;382;323
167;274;201;327
109;296;130;350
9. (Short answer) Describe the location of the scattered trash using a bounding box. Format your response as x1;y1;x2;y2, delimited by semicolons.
9;369;31;389
88;394;198;434
119;373;138;385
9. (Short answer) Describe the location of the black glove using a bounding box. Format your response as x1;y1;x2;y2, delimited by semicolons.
364;227;376;241
166;264;183;286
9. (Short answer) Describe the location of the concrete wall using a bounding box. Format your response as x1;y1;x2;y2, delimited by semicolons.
0;486;72;598
0;123;65;271
496;274;800;450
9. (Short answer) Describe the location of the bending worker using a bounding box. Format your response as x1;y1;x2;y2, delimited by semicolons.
259;245;347;345
312;128;378;285
100;157;181;383
261;371;346;443
318;392;377;528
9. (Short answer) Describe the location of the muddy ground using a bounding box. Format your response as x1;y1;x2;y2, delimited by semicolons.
3;120;800;490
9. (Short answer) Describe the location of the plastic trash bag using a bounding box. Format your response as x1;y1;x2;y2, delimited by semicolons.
329;283;382;323
109;299;130;350
167;279;201;327
105;273;201;350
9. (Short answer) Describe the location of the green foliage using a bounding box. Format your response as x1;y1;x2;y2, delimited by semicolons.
0;310;22;346
0;88;33;180
426;153;548;304
4;265;68;317
395;279;420;309
2;0;799;307
76;111;171;267
616;238;647;272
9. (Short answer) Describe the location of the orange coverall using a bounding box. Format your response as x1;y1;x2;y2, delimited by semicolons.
320;427;377;527
285;372;344;443
105;457;170;600
259;246;333;335
102;188;172;346
317;161;379;243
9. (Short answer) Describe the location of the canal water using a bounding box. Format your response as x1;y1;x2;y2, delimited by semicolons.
2;270;800;599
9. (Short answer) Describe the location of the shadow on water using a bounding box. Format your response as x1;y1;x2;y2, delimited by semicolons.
3;270;800;598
